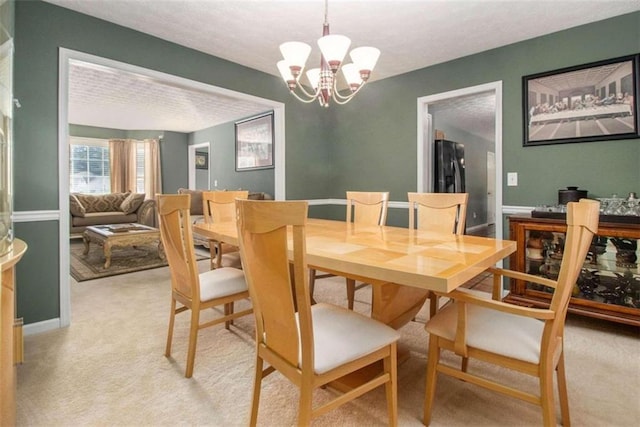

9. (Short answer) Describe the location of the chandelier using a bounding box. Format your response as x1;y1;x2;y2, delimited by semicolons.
276;0;380;107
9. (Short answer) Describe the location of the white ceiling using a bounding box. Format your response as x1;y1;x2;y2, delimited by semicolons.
48;0;640;133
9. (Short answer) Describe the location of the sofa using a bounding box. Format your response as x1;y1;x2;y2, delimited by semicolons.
70;192;156;235
177;188;272;247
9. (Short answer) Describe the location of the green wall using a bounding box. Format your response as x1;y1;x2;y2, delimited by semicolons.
188;115;276;196
13;0;331;325
329;12;639;206
11;1;640;326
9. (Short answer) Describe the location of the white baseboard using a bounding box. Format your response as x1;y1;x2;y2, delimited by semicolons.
23;318;62;336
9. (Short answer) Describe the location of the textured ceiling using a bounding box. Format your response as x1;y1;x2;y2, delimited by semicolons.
69;61;272;132
46;0;640;133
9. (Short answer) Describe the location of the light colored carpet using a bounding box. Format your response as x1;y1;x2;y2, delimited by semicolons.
17;259;640;426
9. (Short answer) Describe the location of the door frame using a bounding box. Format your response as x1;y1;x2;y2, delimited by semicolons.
188;142;210;189
58;48;285;328
416;81;503;239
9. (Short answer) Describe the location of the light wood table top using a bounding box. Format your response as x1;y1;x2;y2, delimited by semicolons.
194;218;516;294
196;218;516;390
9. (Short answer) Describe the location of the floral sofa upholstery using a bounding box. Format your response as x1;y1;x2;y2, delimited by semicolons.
70;192;156;235
177;188;273;247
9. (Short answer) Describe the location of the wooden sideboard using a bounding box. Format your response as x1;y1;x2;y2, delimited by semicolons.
0;239;27;426
505;215;640;326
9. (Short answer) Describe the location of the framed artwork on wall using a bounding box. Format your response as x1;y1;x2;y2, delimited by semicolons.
235;112;274;171
195;151;208;169
523;54;639;146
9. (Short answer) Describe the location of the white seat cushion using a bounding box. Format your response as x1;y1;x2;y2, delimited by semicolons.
306;303;401;374
426;301;544;364
199;267;247;302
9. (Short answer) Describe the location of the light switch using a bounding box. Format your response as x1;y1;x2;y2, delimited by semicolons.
507;172;518;186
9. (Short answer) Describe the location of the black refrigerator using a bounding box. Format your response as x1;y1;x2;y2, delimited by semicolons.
434;139;465;193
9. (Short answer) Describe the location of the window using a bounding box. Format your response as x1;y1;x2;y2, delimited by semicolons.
70;137;147;194
69;138;110;194
136;144;145;194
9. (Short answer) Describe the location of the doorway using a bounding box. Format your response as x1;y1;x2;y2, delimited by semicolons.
58;49;286;327
417;81;503;239
189;142;210;190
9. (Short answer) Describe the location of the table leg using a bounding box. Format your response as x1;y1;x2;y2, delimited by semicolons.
370;282;430;330
82;234;90;255
103;242;112;269
158;240;166;261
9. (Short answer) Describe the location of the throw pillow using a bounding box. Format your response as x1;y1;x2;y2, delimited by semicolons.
69;194;86;217
177;188;203;215
77;192;130;213
120;193;146;214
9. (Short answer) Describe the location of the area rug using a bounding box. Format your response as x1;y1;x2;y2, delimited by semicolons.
70;240;207;282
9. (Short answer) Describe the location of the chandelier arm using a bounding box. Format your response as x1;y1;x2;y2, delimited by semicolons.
331;91;357;105
295;80;322;99
289;89;321;104
332;81;367;102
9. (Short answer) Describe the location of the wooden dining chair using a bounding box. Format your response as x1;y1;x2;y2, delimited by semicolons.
235;199;400;426
408;192;468;317
157;194;252;378
310;191;390;309
202;190;249;269
423;199;600;426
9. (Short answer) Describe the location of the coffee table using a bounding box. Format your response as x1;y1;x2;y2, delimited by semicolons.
83;223;165;269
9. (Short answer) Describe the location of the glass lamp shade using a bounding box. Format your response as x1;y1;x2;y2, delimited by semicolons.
277;60;296;82
317;34;351;69
340;63;361;89
350;46;380;74
306;68;321;90
279;41;312;68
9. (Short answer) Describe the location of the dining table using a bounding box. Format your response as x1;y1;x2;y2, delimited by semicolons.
194;218;516;327
194;217;516;389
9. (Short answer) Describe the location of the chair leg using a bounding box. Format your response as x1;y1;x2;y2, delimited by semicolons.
384;344;398;426
309;268;317;299
165;297;177;357
215;242;223;269
224;302;234;329
540;360;556;427
346;278;356;310
423;336;440;426
249;355;264;427
184;308;200;378
208;240;216;270
461;357;469;373
556;352;571;426
298;378;314;426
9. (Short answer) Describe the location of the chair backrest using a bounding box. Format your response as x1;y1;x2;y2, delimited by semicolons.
236;199;312;370
202;190;249;225
346;191;389;225
407;192;468;234
547;199;599;334
157;194;200;301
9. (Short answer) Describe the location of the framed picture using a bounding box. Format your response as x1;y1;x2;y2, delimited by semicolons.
523;54;639;146
195;151;208;169
235;112;274;171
